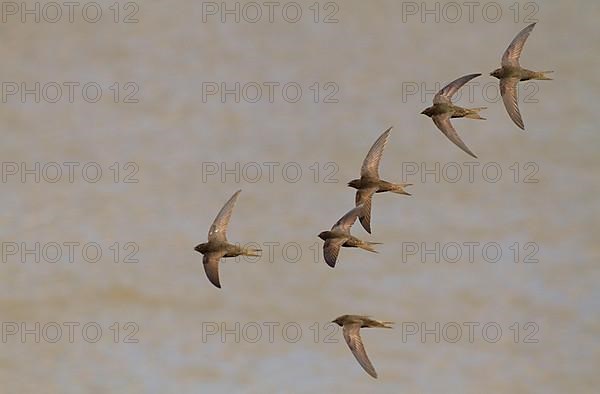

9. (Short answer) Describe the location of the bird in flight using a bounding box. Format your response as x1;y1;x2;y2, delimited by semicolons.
194;190;261;288
421;73;486;158
332;314;393;379
318;205;381;268
347;126;412;234
490;23;553;130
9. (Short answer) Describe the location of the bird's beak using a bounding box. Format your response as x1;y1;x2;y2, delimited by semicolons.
420;110;426;115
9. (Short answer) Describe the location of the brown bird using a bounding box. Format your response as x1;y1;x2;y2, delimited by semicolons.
491;23;553;130
421;73;486;158
332;314;394;379
347;126;412;234
194;190;261;288
318;205;381;268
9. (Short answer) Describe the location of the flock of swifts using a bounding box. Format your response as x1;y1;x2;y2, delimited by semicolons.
194;23;551;379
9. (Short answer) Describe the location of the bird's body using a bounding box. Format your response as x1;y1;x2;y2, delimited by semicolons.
318;230;379;251
194;240;257;259
318;205;381;267
331;314;393;379
333;315;393;329
194;190;261;288
421;102;484;119
491;23;552;130
348;127;411;234
421;73;486;158
348;177;406;194
491;65;547;81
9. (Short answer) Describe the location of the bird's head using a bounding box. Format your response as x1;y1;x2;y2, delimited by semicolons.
420;107;433;117
194;243;207;254
331;315;348;326
347;179;361;189
490;68;502;79
318;231;329;240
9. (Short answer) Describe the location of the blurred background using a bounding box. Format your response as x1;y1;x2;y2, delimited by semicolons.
1;0;599;392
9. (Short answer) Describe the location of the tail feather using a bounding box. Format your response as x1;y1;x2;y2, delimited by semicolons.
391;183;412;195
242;248;262;257
536;71;553;80
360;242;381;253
465;107;487;120
371;320;394;328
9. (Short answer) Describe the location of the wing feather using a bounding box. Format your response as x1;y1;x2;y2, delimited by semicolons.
500;77;525;130
343;323;378;378
360;127;391;178
432;115;477;158
331;205;362;232
323;238;346;268
502;23;536;67
433;73;481;104
355;188;376;234
208;190;241;242
203;252;225;288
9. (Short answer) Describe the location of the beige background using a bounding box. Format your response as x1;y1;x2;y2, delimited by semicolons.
1;0;599;393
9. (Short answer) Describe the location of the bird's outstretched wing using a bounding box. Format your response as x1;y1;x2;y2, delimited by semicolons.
432;114;478;158
361;127;391;179
208;190;241;242
203;252;225;288
323;238;347;268
331;205;363;233
355;188;377;234
502;23;536;68
433;74;481;105
343;323;378;378
500;77;525;130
